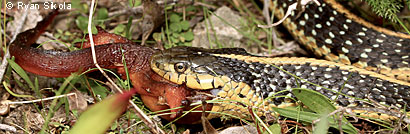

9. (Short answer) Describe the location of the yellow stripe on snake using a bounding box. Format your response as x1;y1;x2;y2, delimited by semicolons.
271;0;409;82
150;0;410;122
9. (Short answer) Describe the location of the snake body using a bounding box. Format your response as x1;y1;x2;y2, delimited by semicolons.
151;47;409;120
150;0;410;121
272;0;409;82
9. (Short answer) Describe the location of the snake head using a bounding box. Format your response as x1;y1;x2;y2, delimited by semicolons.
151;46;251;90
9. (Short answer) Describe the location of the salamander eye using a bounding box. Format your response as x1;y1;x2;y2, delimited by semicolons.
174;62;187;73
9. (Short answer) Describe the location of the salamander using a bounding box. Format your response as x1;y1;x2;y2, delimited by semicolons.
8;10;210;124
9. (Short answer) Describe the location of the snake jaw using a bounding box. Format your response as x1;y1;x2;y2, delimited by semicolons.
135;85;214;123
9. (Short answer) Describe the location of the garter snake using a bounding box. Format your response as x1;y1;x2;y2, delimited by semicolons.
151;46;409;120
150;0;410;121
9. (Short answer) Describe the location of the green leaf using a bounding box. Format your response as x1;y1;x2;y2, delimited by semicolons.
114;24;126;35
91;81;109;99
91;26;98;34
183;42;192;46
57;29;63;33
169;14;181;23
183;31;194;41
313;114;330;134
264;124;281;134
290;88;357;133
69;91;136;134
7;59;35;91
292;88;335;114
75;16;88;32
153;32;162;42
172;32;180;38
75;16;98;34
186;6;197;12
272;107;357;134
170;23;181;32
96;8;108;21
180;21;190;31
71;0;81;9
64;31;72;36
170;37;179;43
71;0;87;13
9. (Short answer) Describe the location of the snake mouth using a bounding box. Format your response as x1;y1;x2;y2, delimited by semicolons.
166;87;224;123
135;81;218;124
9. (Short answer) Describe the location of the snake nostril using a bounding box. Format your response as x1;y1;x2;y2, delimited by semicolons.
155;62;160;68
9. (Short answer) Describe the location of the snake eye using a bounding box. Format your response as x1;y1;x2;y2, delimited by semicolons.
174;62;187;73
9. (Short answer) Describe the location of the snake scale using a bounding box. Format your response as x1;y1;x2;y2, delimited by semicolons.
150;0;410;121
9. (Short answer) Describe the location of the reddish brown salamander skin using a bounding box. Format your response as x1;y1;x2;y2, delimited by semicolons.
9;10;211;124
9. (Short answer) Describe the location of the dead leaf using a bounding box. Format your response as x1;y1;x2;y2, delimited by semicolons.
1;93;10;101
7;8;42;36
0;100;11;115
68;90;88;113
201;115;218;134
26;109;45;131
182;129;191;134
140;0;164;45
201;101;217;134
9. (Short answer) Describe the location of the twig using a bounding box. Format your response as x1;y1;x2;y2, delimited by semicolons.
311;107;355;134
108;6;143;17
87;1;164;134
108;19;141;27
258;0;320;28
88;0;122;97
7;93;76;105
193;2;217;9
0;29;11;40
156;0;178;5
0;123;16;132
262;0;278;48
